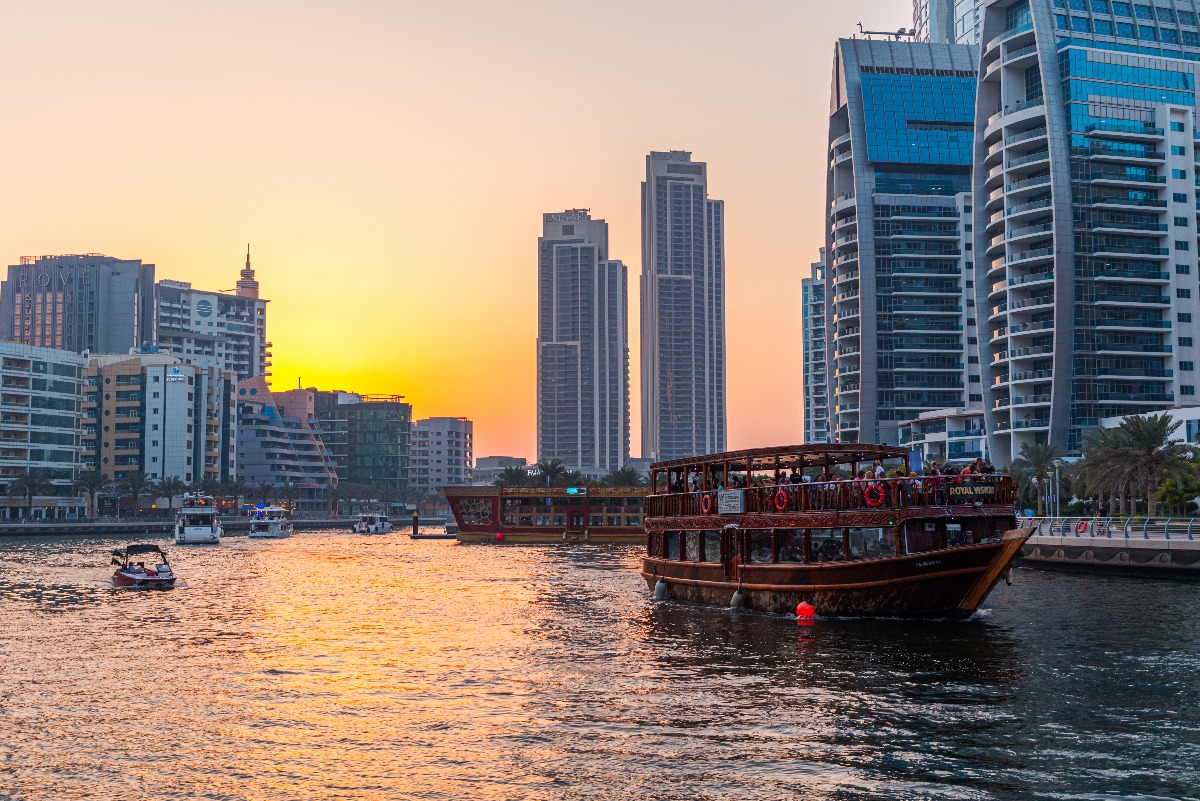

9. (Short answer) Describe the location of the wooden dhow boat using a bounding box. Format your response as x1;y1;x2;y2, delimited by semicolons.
641;444;1032;620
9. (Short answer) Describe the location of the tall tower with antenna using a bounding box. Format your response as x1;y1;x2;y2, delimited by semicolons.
236;243;259;299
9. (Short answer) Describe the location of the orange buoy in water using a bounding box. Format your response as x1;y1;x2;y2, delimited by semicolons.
796;601;815;620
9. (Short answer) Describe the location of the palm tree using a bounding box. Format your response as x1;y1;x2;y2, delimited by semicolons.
534;458;567;487
1117;413;1197;516
250;481;274;506
7;469;55;521
602;466;647;487
154;476;187;515
561;469;585;488
120;471;152;516
192;475;222;497
1010;441;1061;516
328;481;355;515
73;469;112;519
223;477;250;511
1076;427;1132;515
494;466;530;487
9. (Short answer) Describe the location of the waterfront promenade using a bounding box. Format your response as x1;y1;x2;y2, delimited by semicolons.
0;517;356;537
1021;516;1200;577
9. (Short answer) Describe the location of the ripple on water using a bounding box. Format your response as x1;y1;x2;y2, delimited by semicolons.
0;534;1199;800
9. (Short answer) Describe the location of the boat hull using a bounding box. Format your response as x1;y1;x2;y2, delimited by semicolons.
456;529;644;545
642;528;1032;620
112;570;176;589
175;525;221;544
247;523;293;539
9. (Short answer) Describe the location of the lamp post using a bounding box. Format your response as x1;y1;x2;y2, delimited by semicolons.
1053;459;1063;519
1031;476;1039;517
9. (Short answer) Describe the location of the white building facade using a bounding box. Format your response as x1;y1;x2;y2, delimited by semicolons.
410;417;473;494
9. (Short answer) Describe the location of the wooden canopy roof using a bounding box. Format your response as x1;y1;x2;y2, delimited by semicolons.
650;444;908;473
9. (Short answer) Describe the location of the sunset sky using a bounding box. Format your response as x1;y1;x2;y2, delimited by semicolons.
0;0;908;460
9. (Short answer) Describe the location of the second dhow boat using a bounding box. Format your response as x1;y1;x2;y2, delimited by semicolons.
247;506;294;539
642;444;1032;620
174;493;222;544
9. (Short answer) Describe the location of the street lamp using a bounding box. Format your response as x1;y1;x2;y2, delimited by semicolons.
1052;459;1063;519
1031;476;1040;518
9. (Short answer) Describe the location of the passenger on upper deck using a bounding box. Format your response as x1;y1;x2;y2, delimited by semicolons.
790;468;803;485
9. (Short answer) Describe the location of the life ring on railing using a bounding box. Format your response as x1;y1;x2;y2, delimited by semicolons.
864;483;885;508
773;488;789;512
1076;520;1088;534
700;493;714;514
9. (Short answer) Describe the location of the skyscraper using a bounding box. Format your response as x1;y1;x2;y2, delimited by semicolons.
640;151;725;462
915;0;986;45
802;249;831;444
537;209;629;475
823;38;980;446
155;247;271;381
0;254;155;354
973;0;1200;461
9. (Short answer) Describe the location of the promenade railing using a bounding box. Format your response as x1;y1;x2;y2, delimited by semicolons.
647;476;1014;518
1030;516;1200;541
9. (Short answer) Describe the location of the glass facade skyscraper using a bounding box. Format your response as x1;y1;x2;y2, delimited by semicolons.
820;39;982;446
640;152;725;462
973;0;1200;461
917;0;986;44
537;210;629;475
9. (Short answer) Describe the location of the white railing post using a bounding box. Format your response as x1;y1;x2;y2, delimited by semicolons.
1164;518;1172;540
1189;518;1195;541
1142;517;1150;539
1123;518;1132;538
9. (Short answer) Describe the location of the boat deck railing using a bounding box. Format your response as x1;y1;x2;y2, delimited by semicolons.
646;475;1014;518
1031;516;1200;541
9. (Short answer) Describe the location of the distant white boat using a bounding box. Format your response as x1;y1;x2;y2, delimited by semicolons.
174;494;222;544
247;506;294;539
353;513;391;534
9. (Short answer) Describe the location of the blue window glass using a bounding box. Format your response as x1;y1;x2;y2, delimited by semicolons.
1054;0;1066;6
1007;1;1033;30
1096;18;1116;34
1134;4;1155;19
1069;0;1087;8
1057;13;1070;29
1173;121;1187;131
1158;7;1176;23
1072;15;1092;31
1173;145;1187;155
859;73;976;167
1113;1;1132;15
1162;27;1180;44
1182;11;1198;26
1091;0;1111;10
1118;21;1138;35
1174;169;1188;178
1059;49;1194;89
1140;24;1159;39
1184;30;1200;45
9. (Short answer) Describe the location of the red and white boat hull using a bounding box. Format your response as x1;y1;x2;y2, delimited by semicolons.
112;569;177;589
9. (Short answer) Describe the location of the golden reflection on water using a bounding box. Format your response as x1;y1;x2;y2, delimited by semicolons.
1;532;1199;800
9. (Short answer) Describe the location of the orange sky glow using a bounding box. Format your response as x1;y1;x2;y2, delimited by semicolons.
0;0;909;460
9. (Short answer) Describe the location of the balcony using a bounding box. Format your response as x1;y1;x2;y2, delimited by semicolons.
1006;126;1048;147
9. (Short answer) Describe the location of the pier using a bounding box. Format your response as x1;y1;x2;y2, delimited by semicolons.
1020;517;1200;578
0;517;356;538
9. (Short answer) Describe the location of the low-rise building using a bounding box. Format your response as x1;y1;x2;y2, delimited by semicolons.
899;408;987;469
471;455;528;485
0;342;86;520
83;352;236;485
236;379;336;512
409;417;473;499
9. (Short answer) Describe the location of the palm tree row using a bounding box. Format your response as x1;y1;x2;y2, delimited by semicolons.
493;459;648;488
1072;413;1199;517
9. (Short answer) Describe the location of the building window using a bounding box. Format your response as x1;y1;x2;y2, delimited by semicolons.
1178;264;1191;274
1182;362;1195;371
1181;313;1193;322
1180;289;1193;298
1184;386;1196;395
1182;337;1194;346
1174;192;1188;202
1174;169;1188;179
1177;217;1190;227
1177;241;1191;251
1173;146;1187;156
1173;121;1187;132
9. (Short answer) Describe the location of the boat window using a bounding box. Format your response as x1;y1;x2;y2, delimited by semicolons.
748;530;773;563
810;528;845;562
856;527;897;559
683;531;700;561
665;531;682;560
947;523;964;547
701;530;721;562
777;529;804;562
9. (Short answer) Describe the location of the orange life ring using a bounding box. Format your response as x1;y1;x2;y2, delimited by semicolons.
1076;520;1088;534
774;488;789;512
864;483;885;508
700;493;714;514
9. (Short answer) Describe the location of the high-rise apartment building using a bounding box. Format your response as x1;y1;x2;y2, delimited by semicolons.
155;249;271;380
640;151;725;462
537;209;629;476
0;254;155;354
409;417;473;495
953;0;987;44
83;353;236;484
802;249;831;444
235;378;337;511
823;39;981;446
0;342;86;520
313;390;412;491
973;0;1200;461
916;0;956;43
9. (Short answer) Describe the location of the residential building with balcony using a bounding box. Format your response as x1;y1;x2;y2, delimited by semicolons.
0;342;85;520
825;38;981;447
973;0;1200;462
802;248;831;444
155;248;271;380
409;417;473;496
82;352;236;485
235;378;337;512
899;407;989;466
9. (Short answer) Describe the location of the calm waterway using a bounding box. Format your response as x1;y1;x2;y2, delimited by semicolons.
0;531;1197;800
